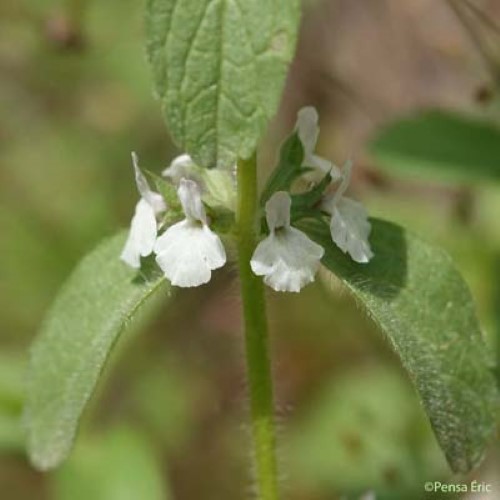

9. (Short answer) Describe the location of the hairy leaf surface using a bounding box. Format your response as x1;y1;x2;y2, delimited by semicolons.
146;0;301;167
24;233;168;470
302;218;498;473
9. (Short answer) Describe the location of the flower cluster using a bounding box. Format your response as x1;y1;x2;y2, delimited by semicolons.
120;153;227;287
121;107;373;292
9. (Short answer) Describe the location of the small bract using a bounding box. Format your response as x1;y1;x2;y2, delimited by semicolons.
251;191;324;292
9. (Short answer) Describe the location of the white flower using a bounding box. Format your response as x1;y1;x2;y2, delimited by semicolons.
251;192;325;292
322;160;374;263
162;154;236;210
296;106;341;181
154;178;226;287
162;154;200;185
121;152;167;268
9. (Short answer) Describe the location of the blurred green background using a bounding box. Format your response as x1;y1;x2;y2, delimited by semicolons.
1;0;499;499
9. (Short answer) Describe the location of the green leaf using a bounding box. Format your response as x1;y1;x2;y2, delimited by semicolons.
370;110;500;184
199;167;237;211
301;218;499;473
145;0;301;168
24;233;169;471
53;426;171;500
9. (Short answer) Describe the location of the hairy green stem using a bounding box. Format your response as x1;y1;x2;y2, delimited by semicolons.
236;154;279;500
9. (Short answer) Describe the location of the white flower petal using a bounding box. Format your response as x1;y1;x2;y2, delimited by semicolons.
254;191;325;292
251;227;324;293
321;159;374;263
154;220;226;287
296;107;341;182
321;159;355;213
131;152;166;214
330;197;373;263
177;178;207;223
120;199;158;268
333;159;353;201
265;191;291;230
296;106;320;156
162;154;200;185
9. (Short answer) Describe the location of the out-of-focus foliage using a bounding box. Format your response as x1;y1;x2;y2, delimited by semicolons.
52;425;171;500
370;110;500;184
288;366;449;499
0;354;25;452
0;0;170;343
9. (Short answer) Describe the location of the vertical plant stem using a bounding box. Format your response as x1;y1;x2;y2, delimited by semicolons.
236;153;279;500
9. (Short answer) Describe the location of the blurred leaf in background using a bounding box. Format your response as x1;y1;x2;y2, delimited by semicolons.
370;110;500;185
52;425;171;500
288;366;449;499
0;354;25;453
130;360;196;451
0;0;173;342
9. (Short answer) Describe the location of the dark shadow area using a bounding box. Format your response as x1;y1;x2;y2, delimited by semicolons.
301;218;408;300
131;254;164;286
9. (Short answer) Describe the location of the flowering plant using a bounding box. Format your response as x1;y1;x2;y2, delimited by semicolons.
23;1;498;499
121;107;373;293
